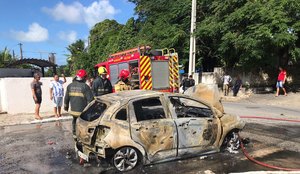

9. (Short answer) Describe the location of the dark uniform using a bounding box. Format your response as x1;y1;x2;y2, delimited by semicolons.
92;77;112;96
64;79;93;136
181;76;195;93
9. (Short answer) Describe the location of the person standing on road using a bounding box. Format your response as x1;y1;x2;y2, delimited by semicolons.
232;75;242;97
180;74;188;93
92;67;112;96
188;75;195;87
275;67;287;97
180;74;195;93
31;73;43;120
50;74;67;118
222;72;232;96
64;69;93;139
115;69;132;92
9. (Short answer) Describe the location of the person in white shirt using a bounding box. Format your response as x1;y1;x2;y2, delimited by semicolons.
222;73;232;96
50;74;67;117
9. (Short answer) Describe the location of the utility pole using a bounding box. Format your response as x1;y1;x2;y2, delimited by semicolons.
188;0;196;76
49;52;56;64
18;43;23;60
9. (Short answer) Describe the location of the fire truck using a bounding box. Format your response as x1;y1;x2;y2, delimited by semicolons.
94;46;179;92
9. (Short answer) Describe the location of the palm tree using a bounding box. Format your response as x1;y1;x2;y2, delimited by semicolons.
0;47;13;68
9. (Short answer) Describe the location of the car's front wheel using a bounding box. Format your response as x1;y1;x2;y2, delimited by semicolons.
113;147;140;172
222;131;241;153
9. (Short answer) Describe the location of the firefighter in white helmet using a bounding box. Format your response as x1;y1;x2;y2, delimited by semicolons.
92;66;113;96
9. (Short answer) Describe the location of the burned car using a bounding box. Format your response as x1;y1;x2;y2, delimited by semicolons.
75;90;245;172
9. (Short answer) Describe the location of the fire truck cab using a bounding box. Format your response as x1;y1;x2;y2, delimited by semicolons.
94;46;179;92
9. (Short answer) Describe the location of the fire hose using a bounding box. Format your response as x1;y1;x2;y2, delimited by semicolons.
239;115;300;171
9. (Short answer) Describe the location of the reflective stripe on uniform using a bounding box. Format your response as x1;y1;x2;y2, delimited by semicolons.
69;92;84;97
97;89;110;92
70;111;81;117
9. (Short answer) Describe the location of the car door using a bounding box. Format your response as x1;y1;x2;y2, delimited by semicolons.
76;100;108;145
129;96;177;162
168;96;221;156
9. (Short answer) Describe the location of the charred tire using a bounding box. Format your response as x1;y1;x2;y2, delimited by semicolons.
221;131;241;152
112;147;141;172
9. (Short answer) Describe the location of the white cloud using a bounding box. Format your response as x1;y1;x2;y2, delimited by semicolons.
11;23;48;42
58;31;77;43
42;2;83;24
83;0;117;27
43;0;118;28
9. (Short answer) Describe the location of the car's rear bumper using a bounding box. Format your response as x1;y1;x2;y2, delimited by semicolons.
75;142;89;161
75;141;110;161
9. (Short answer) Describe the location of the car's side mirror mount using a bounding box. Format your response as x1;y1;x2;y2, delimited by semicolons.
213;107;223;118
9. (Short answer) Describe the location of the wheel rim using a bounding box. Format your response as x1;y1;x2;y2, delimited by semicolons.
113;147;138;172
226;132;240;152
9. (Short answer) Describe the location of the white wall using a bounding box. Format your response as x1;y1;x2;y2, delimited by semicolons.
0;79;4;112
0;77;73;114
201;72;216;84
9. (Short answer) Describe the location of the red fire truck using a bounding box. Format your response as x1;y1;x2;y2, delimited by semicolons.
94;46;179;92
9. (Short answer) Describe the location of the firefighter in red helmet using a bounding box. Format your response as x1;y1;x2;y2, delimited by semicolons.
115;69;132;92
64;69;93;139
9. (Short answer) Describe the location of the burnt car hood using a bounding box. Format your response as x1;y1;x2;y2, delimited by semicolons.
185;84;224;113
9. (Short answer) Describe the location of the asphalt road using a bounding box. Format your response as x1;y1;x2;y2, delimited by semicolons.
223;101;300;120
0;102;300;174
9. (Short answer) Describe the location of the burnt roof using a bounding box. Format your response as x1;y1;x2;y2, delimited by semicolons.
96;90;160;103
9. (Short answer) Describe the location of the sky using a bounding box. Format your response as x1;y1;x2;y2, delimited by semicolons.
0;0;135;65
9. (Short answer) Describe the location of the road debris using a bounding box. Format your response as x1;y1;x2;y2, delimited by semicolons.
83;163;91;167
204;170;215;174
65;152;71;159
200;156;208;160
47;140;56;145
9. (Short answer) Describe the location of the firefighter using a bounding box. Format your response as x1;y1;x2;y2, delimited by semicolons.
92;66;113;96
64;69;93;139
115;69;132;92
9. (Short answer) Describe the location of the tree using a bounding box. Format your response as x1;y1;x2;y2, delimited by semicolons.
66;39;93;76
0;47;13;68
116;17;138;50
196;0;300;71
89;19;122;64
129;0;191;70
71;0;300;77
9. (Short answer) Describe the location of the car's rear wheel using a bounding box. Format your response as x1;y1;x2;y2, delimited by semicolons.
113;147;140;172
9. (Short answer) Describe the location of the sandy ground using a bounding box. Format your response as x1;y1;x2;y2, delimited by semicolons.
222;90;300;109
241;92;300;109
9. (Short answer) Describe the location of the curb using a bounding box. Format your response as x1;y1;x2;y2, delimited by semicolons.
30;116;73;124
0;116;73;127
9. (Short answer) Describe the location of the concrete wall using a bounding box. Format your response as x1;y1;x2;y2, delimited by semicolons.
0;77;73;114
201;72;215;84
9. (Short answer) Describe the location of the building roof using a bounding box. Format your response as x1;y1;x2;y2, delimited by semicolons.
7;58;57;68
